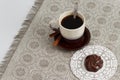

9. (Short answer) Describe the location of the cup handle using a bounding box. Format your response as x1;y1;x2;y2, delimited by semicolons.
49;19;59;31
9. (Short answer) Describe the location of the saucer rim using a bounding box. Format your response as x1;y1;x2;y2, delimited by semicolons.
54;27;91;50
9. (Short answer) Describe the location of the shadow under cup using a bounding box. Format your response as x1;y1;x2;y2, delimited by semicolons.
59;11;85;40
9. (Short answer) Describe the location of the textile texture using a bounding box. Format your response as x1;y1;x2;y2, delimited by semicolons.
0;0;120;80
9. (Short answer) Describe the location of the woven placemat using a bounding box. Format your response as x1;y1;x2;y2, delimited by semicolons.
0;0;120;80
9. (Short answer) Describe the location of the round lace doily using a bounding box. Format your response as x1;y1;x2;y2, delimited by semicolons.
70;45;118;80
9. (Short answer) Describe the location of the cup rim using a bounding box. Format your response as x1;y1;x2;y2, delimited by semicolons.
59;10;85;31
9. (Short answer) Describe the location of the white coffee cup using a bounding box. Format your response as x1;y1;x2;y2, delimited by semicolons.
59;10;85;40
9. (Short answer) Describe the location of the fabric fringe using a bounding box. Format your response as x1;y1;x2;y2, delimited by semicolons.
0;0;44;79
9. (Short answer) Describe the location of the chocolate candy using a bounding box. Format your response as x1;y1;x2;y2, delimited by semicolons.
84;54;103;72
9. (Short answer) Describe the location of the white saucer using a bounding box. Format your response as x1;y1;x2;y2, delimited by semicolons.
70;45;118;80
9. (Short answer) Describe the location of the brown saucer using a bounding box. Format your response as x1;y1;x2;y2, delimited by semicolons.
54;27;91;50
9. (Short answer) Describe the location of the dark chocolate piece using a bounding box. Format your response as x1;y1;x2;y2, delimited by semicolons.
84;54;103;72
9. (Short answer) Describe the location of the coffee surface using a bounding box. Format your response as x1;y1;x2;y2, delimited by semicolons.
61;15;83;29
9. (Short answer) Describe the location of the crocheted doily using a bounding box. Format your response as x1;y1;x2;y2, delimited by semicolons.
70;45;117;80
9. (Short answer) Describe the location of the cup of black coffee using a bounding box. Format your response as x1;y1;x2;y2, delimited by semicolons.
59;10;85;40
